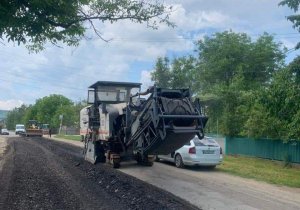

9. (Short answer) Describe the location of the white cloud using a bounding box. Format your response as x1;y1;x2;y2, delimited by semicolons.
279;38;298;49
0;0;297;106
0;100;24;110
140;70;154;91
169;4;231;31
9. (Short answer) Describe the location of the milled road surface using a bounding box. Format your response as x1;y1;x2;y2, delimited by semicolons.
0;136;198;210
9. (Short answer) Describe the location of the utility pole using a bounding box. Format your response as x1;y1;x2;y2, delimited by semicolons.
59;114;63;134
217;118;219;137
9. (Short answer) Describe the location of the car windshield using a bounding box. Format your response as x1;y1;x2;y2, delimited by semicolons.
2;129;8;132
16;126;24;129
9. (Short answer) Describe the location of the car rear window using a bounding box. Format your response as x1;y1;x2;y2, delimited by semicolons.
184;141;191;146
205;138;217;144
193;139;205;146
193;137;218;146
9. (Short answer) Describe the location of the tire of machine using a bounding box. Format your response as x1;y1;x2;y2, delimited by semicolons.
94;141;106;163
113;160;120;168
109;153;120;168
136;153;154;167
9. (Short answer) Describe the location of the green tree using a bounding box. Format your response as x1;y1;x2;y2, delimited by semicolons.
151;55;197;90
245;61;300;141
151;57;171;88
5;104;28;130
0;0;174;51
23;104;38;127
196;31;285;93
170;56;197;91
195;31;285;136
279;0;300;48
51;100;86;128
151;31;287;138
36;95;72;121
6;94;84;131
33;94;75;128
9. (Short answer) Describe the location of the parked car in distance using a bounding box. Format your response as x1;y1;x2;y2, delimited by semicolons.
1;128;9;135
157;136;223;168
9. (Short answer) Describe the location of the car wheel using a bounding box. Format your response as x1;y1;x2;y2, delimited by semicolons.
175;154;184;168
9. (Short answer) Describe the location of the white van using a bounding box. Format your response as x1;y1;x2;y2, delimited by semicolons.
15;124;26;135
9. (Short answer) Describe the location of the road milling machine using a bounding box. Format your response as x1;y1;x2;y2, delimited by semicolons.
80;81;208;168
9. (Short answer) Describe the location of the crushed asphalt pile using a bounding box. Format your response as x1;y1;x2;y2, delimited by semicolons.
0;137;199;210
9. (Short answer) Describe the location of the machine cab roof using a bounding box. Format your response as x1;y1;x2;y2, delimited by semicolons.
88;81;141;104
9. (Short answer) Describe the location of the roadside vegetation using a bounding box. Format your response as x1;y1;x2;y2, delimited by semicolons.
219;155;300;188
5;95;86;132
151;31;300;142
54;134;82;141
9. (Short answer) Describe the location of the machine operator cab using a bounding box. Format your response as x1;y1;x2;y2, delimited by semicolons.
87;81;142;105
86;81;142;141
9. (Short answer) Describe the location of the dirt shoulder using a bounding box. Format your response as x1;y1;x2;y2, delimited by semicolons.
0;136;8;170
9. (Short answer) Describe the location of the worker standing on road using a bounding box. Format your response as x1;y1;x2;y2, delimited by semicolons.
49;128;52;138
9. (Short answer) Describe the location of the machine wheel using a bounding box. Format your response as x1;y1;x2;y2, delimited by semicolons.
145;161;153;167
175;154;184;168
112;161;120;168
136;153;153;166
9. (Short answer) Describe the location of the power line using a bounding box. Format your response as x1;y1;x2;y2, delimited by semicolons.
0;77;86;92
0;49;142;77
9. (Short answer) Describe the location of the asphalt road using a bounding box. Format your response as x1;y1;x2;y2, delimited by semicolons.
0;136;197;210
119;160;300;210
2;135;299;210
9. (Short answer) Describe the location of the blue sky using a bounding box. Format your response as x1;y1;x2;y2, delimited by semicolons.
0;0;299;110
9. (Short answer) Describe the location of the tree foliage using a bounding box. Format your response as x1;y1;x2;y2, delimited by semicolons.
5;94;85;130
151;57;171;88
151;55;197;91
196;31;285;93
150;31;298;140
170;56;197;90
5;104;28;130
0;0;174;51
195;31;286;136
246;57;300;141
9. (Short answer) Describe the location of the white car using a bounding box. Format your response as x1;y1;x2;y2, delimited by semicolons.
157;136;223;168
1;128;9;135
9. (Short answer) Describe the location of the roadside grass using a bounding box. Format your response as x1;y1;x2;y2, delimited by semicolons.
218;155;300;188
54;134;82;141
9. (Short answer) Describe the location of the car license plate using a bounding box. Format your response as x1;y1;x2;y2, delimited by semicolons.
202;150;215;154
